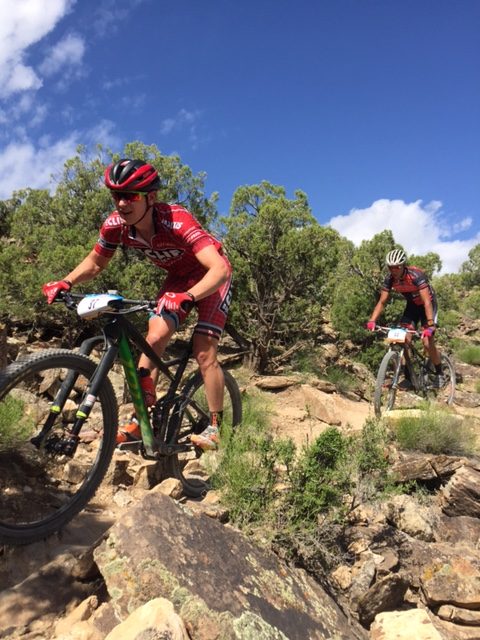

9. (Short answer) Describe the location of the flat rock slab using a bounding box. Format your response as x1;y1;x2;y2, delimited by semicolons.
94;492;367;640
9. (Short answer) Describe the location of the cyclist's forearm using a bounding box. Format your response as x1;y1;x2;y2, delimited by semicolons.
424;304;435;323
369;302;385;323
65;252;109;286
369;291;389;322
187;263;229;301
420;290;435;323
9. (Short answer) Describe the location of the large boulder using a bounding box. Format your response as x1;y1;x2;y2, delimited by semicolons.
94;491;367;640
440;462;480;518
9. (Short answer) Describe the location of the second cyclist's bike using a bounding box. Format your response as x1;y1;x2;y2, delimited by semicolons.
0;291;242;545
373;326;455;417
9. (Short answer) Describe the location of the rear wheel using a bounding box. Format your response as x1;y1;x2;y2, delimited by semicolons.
168;368;242;497
0;350;117;545
374;350;401;417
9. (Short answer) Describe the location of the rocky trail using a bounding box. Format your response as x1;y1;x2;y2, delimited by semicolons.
1;332;480;639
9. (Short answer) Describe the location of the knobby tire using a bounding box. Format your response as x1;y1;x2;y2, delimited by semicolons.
440;354;456;405
0;350;118;545
374;350;401;418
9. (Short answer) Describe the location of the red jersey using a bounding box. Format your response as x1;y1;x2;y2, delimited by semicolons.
381;266;436;307
94;203;222;276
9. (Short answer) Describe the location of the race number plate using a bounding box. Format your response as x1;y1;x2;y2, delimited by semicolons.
77;293;123;319
387;328;407;343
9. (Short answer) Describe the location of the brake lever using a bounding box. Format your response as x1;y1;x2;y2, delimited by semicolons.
55;290;77;310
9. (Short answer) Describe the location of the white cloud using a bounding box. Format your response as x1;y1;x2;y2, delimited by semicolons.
92;0;148;37
3;62;42;95
0;0;74;99
0;120;120;198
38;33;85;76
120;93;146;110
328;199;480;274
452;217;473;234
160;118;176;135
0;137;78;196
160;108;204;149
160;109;200;135
84;119;121;149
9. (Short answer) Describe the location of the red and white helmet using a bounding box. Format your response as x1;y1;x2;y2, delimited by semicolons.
104;159;160;191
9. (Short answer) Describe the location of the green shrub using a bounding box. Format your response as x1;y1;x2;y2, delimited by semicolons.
355;419;390;474
355;342;386;374
460;288;480;319
438;309;462;334
0;395;33;448
210;393;295;527
290;347;323;377
214;411;408;535
287;427;352;526
351;418;414;501
325;366;356;394
394;406;476;455
456;345;480;366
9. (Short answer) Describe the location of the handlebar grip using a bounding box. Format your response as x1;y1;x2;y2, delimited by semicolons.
55;290;72;302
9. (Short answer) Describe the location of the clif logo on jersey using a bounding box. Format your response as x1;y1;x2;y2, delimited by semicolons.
143;248;183;262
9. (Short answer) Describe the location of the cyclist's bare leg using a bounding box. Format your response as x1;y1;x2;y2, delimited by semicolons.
192;333;224;412
138;314;175;383
423;335;441;366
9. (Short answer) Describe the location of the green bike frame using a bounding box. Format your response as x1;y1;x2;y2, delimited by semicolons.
117;334;155;454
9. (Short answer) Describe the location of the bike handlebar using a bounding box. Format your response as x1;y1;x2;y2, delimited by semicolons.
375;325;421;338
56;290;195;316
57;291;157;313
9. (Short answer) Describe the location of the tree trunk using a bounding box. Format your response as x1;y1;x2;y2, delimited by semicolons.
225;323;250;350
0;322;7;370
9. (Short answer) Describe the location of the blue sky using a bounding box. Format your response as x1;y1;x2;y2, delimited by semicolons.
0;0;479;273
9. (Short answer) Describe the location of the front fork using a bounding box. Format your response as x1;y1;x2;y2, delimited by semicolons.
387;348;403;390
403;345;422;389
31;337;119;456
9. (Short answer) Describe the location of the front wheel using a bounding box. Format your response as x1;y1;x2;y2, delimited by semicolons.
168;368;242;498
374;350;401;417
0;350;118;545
422;354;456;406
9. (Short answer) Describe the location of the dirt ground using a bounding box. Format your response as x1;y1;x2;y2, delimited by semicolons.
264;384;373;449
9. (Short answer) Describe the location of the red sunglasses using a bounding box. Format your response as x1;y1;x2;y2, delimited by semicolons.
110;191;146;203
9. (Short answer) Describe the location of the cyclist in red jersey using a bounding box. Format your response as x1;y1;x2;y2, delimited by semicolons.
366;249;444;388
42;159;232;450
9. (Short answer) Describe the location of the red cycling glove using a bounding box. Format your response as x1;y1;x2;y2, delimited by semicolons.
421;326;435;339
156;291;195;314
366;321;376;331
42;280;72;304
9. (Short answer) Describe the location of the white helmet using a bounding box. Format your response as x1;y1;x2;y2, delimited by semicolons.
386;249;407;267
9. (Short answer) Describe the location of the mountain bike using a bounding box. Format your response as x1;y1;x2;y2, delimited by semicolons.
373;326;456;417
0;291;242;545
